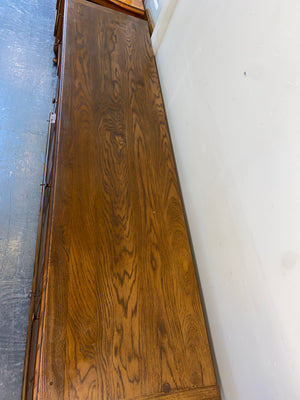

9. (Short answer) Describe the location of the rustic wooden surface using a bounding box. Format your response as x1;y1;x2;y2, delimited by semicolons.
53;0;145;59
32;0;220;398
132;386;221;400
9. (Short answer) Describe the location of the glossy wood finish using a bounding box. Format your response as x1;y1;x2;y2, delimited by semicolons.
53;0;145;61
24;0;221;398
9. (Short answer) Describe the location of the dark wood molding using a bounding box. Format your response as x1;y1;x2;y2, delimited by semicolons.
146;8;155;36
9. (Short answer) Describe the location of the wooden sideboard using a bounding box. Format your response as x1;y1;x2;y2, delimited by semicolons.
22;0;221;399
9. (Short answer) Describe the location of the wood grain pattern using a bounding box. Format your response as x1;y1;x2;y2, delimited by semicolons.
130;386;220;400
30;0;220;399
53;0;145;60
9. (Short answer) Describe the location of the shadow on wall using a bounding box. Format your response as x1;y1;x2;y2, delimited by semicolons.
153;0;300;399
144;0;165;23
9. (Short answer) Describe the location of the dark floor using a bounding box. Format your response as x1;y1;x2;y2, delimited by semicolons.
0;1;57;398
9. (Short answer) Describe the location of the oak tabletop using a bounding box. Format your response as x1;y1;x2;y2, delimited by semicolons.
32;0;219;398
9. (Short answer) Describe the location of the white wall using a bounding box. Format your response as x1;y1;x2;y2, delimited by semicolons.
144;0;165;23
153;1;300;399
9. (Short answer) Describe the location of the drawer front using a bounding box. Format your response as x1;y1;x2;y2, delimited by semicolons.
34;113;56;315
57;43;62;77
22;113;57;399
24;316;39;400
54;12;63;40
33;186;50;317
53;0;64;59
54;0;64;37
28;112;55;313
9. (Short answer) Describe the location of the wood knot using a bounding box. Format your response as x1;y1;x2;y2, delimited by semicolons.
162;382;171;393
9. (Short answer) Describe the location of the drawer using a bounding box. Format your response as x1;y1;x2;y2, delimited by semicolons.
33;113;56;311
27;112;55;307
57;42;62;77
33;186;50;317
54;0;64;38
54;12;63;41
53;0;64;61
23;315;40;400
22;112;57;399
